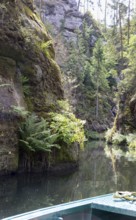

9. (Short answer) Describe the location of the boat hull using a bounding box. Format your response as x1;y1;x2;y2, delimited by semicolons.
3;194;136;220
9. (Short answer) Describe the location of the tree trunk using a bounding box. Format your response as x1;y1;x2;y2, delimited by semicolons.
84;0;86;14
119;3;123;59
96;64;99;119
87;0;89;11
127;0;131;45
104;0;107;31
77;0;81;11
96;79;99;119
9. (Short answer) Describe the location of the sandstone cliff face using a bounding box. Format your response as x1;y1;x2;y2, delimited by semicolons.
34;0;83;42
34;0;101;132
0;0;64;174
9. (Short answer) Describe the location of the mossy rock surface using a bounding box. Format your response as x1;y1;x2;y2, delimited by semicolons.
0;0;65;175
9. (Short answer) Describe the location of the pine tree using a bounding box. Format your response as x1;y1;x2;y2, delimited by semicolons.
91;39;110;119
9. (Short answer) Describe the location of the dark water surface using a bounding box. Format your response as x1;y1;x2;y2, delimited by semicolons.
1;141;136;219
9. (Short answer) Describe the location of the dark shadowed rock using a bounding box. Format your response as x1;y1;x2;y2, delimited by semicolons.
0;0;64;174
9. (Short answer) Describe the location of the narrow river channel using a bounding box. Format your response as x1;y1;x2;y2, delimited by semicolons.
1;141;136;219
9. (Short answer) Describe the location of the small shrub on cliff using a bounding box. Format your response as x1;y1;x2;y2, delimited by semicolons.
105;128;114;143
49;101;86;150
12;106;29;118
19;114;60;152
126;133;136;144
126;133;136;150
16;101;86;152
112;132;126;145
129;140;136;151
20;75;30;96
41;40;53;58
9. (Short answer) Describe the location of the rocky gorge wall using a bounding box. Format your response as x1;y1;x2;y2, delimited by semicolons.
34;0;105;132
0;0;71;175
34;0;83;42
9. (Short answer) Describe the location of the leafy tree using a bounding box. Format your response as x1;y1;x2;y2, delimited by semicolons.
49;101;86;149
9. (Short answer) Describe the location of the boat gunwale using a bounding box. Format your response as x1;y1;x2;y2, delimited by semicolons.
3;193;136;220
2;194;112;220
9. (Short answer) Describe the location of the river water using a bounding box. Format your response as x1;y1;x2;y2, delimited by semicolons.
1;141;136;219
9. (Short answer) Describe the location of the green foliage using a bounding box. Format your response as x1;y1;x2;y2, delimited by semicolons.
112;132;126;145
12;106;29;118
89;38;111;119
50;113;85;149
86;131;101;140
20;27;39;45
64;25;113;124
0;2;7;24
20;25;53;60
49;101;86;149
106;131;136;151
20;75;30;96
19;114;60;152
91;39;110;91
57;100;72;112
128;140;136;151
15;101;85;153
126;133;136;144
0;3;7;11
104;12;136;148
103;37;118;84
105;128;114;143
122;35;136;93
127;35;136;67
41;40;53;58
126;133;136;151
0;83;11;87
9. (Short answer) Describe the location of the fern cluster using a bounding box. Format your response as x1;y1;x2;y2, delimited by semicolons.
19;114;60;152
14;100;86;153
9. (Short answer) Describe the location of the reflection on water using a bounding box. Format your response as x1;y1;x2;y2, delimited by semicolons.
105;144;136;162
0;141;136;218
105;144;136;192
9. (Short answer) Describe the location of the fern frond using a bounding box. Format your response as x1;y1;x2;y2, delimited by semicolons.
19;114;60;152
